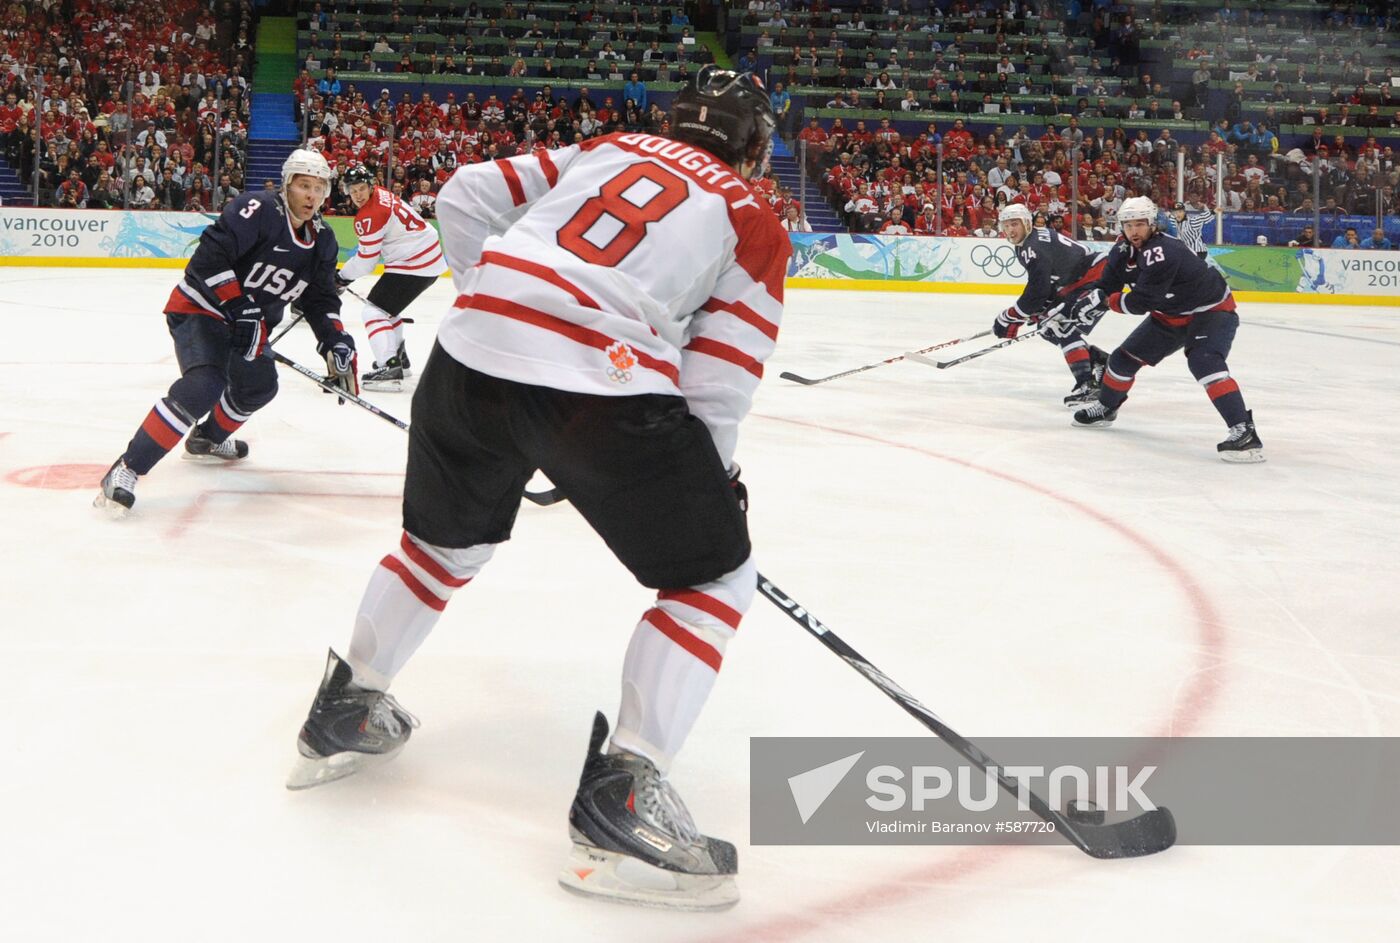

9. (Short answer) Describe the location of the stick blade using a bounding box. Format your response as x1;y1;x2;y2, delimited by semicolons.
903;352;941;367
1076;807;1177;859
778;371;821;385
523;488;566;507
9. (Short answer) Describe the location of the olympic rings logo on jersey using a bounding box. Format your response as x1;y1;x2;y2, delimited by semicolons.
969;244;1026;278
605;341;637;384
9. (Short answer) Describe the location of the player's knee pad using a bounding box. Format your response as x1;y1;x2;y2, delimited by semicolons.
399;532;497;585
225;356;279;413
382;532;496;611
1108;347;1143;378
361;301;395;326
653;555;756;655
1185;346;1227;381
167;365;224;418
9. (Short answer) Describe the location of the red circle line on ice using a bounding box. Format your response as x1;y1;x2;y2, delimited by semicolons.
701;413;1228;943
5;463;109;490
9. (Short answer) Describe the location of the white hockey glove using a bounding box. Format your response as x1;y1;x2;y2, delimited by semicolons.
319;334;359;403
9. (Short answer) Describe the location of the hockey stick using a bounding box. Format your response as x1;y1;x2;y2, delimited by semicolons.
911;305;1087;370
779;330;993;386
270;349;560;507
756;574;1177;859
269;310;306;347
341;283;414;323
271;349;410;430
905;328;1045;369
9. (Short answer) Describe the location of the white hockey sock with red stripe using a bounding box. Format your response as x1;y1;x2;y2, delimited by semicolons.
346;532;496;690
361;301;401;366
610;556;756;774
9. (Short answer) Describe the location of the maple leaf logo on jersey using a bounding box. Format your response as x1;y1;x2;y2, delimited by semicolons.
605;341;637;384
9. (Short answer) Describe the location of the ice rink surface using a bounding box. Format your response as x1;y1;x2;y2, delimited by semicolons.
2;267;1398;941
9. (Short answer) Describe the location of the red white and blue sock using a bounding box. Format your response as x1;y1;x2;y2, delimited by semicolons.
121;396;194;475
1196;370;1249;426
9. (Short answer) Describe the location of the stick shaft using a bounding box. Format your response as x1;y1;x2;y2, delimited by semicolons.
270;350;409;430
756;574;1097;856
781;330;994;385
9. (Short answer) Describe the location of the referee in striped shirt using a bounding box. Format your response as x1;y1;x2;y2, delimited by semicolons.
1172;201;1215;258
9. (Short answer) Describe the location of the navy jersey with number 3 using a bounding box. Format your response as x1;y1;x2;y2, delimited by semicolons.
165;191;343;341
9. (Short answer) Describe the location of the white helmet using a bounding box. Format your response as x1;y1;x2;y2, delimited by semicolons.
1117;196;1157;225
998;203;1034;243
281;148;332;195
998;203;1034;228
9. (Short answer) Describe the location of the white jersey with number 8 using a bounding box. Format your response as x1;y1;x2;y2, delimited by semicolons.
434;132;790;467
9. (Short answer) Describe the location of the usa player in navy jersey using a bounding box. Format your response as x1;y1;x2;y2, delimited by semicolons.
1064;197;1264;462
94;150;360;515
991;204;1110;407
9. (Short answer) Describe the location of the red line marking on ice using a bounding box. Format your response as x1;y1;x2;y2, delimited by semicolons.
165;488;399;539
690;414;1227;943
6;463;107;490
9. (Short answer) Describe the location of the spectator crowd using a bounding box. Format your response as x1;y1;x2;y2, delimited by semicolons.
1;0;255;209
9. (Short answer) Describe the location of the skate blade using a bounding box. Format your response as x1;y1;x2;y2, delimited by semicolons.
285;744;404;791
557;843;738;912
92;493;132;519
1219;448;1265;464
180;452;246;464
361;379;404;392
1071;418;1115;429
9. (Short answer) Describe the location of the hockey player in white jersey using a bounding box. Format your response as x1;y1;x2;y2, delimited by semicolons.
288;68;787;911
336;165;447;391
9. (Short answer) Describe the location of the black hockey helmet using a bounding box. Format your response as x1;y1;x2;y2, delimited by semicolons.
670;65;776;169
344;165;375;188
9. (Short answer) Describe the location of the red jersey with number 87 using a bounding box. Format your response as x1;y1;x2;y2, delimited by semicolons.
340;185;447;281
434;132;790;468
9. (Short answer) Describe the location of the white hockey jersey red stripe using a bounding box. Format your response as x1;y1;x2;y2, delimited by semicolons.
453;291;681;385
683;336;763;379
700;296;779;341
479;250;600;308
498;161;527;205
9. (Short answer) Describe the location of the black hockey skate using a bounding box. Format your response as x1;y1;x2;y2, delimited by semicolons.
183;430;249;462
286;649;419;790
1217;410;1265;463
559;713;738;911
1063;347;1109;408
1063;378;1099;408
93;459;138;517
395;340;412;376
362;357;406;392
1090;345;1108;385
1072;401;1118;428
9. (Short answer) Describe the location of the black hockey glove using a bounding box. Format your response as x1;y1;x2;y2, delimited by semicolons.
728;464;748;515
334;273;353;296
227;306;267;362
319;333;359;402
